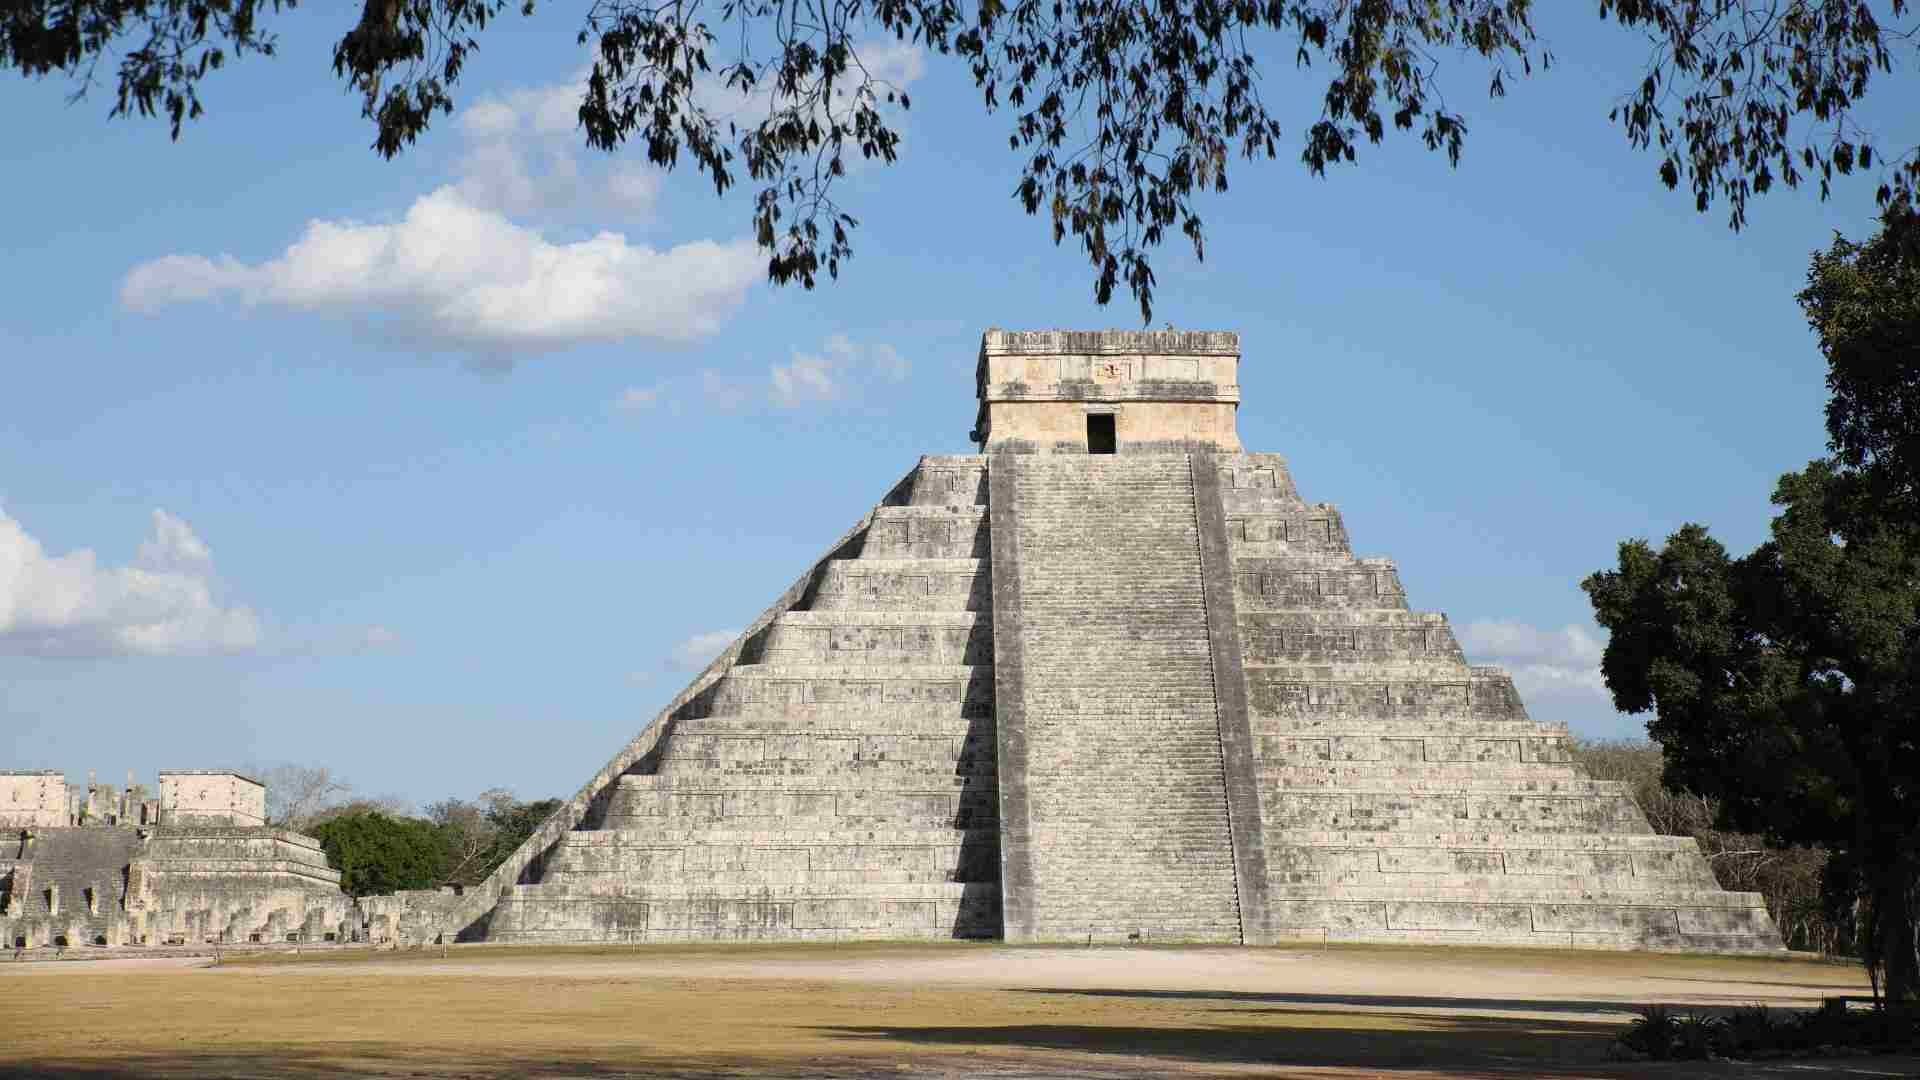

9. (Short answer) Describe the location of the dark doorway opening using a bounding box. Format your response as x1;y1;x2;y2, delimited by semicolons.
1087;414;1116;454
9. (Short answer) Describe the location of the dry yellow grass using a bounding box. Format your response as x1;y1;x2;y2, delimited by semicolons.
0;943;1880;1079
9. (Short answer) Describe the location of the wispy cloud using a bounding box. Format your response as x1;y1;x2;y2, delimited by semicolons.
667;628;739;671
1457;619;1609;700
621;334;911;414
612;384;665;412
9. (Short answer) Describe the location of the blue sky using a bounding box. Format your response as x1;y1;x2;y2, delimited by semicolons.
3;8;1912;809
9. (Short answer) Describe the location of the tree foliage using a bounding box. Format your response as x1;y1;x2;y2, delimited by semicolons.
3;0;1915;319
1583;206;1920;1004
310;809;450;897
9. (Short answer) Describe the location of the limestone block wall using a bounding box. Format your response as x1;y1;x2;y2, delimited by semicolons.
1211;452;1784;951
0;826;355;948
974;329;1243;453
130;829;354;944
0;771;68;828
990;453;1243;942
159;772;266;827
472;456;1003;944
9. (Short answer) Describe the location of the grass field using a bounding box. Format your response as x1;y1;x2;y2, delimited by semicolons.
1;942;1889;1078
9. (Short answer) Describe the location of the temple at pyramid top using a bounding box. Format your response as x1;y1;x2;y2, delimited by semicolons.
972;328;1242;453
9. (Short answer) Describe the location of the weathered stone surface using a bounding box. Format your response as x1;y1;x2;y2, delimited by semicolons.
990;453;1241;943
482;456;1003;943
434;329;1782;953
0;820;354;949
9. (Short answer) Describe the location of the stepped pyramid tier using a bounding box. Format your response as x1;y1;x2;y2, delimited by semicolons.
430;330;1783;952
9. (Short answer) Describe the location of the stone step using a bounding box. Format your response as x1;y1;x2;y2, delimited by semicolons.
756;610;991;665
704;664;993;714
901;457;989;507
565;827;996;846
672;715;994;736
604;782;995;830
654;759;997;780
498;879;989;905
1265;886;1768;907
1252;719;1569;737
1255;734;1573;766
1233;557;1409;612
858;506;990;560
1267;831;1704;851
1221;505;1350;551
1268;871;1719;893
808;559;990;611
1265;794;1649;833
696;702;995;722
486;881;1001;941
618;774;992;792
662;732;990;766
1265;842;1714;879
1245;661;1487;681
1258;776;1624;794
1289;927;1785;951
542;867;989;886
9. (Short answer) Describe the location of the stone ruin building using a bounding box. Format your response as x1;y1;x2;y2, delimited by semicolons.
0;769;354;948
391;329;1785;952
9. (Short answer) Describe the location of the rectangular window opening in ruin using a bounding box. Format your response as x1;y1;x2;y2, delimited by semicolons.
1087;413;1116;454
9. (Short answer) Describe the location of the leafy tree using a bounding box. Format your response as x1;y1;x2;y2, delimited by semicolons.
310;809;450;896
1584;207;1920;1004
4;1;1915;319
424;788;563;886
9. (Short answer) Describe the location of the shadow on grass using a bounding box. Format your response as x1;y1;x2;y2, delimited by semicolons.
0;1048;853;1080
1014;986;1846;1015
816;1011;1619;1074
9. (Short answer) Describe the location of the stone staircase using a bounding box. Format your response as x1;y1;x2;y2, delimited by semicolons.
990;453;1245;943
1;829;140;947
484;457;1003;942
1216;453;1781;951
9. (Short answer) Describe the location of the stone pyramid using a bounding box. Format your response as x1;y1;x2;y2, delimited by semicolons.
440;330;1782;951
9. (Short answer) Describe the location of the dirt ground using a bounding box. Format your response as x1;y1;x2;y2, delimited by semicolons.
4;942;1911;1079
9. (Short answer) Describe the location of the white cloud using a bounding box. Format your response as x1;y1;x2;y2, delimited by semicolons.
0;508;262;658
453;76;661;221
699;369;753;411
613;384;664;412
122;187;763;355
770;354;841;407
767;334;907;407
120;62;781;359
668;629;739;671
1457;619;1609;700
870;343;910;381
356;625;403;652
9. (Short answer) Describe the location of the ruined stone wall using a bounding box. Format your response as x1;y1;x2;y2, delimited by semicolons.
159;772;266;827
0;826;355;948
990;453;1243;942
0;771;68;828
